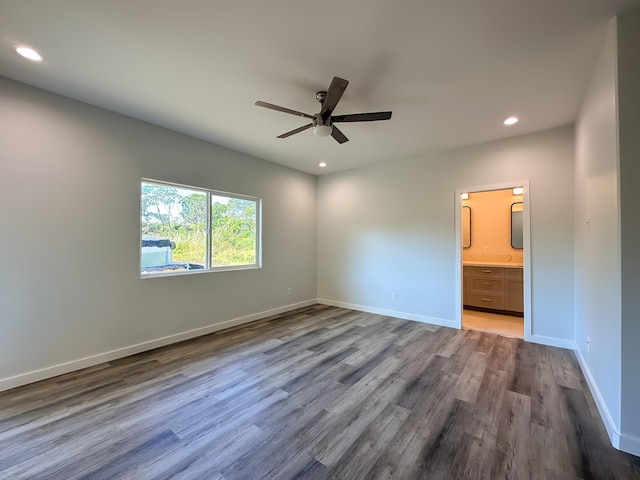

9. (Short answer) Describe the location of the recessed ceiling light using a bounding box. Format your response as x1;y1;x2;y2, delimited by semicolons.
319;162;327;168
504;116;519;126
16;46;44;62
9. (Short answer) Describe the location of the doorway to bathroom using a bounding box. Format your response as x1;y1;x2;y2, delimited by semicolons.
456;183;530;339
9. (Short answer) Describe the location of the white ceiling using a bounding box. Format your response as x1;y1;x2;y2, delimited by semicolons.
0;1;637;175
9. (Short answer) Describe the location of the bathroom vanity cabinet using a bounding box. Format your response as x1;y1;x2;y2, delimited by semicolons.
463;265;523;315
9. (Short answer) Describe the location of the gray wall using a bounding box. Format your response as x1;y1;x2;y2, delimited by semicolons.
574;19;621;439
574;10;640;455
618;8;640;454
0;77;318;389
318;126;575;345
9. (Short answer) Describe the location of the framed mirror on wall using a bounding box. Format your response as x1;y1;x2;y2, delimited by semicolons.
511;202;523;249
462;206;471;248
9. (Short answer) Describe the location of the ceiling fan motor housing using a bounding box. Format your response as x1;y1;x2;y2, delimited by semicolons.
312;113;331;128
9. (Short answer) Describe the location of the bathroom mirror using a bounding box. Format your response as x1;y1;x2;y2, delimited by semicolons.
462;206;471;248
511;202;523;249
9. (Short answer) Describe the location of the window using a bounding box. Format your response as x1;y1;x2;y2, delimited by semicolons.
140;180;261;276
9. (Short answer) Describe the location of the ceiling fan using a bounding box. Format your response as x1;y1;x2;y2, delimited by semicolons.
255;76;392;144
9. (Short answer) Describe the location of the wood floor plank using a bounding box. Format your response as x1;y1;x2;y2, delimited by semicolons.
453;433;496;480
324;356;402;416
454;350;488;403
137;424;263;480
560;385;633;480
327;403;410;480
364;370;459;479
530;345;567;432
492;390;532;480
414;399;476;479
394;355;448;411
310;376;407;467
510;341;534;396
220;409;326;479
550;347;583;390
267;454;329;480
465;367;509;444
1;305;638;479
364;422;428;480
530;422;576;478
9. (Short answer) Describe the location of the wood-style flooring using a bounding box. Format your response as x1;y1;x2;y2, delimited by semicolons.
463;308;524;339
0;305;638;479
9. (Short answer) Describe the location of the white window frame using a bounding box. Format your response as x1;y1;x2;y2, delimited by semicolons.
140;179;262;277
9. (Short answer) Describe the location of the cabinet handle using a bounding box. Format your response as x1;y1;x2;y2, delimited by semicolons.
481;269;492;273
481;298;493;302
481;282;492;286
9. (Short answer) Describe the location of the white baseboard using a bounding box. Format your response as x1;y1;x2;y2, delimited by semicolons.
526;334;575;350
619;432;640;457
574;347;624;451
317;298;458;329
0;299;317;393
574;348;640;456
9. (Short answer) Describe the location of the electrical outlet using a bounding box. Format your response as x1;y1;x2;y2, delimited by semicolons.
586;218;591;232
392;292;398;301
483;246;491;253
287;287;292;295
586;336;591;352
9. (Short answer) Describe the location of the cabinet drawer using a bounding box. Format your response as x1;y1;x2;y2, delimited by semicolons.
464;266;504;278
471;278;502;292
471;293;504;310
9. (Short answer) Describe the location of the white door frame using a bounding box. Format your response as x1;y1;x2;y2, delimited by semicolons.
454;180;532;341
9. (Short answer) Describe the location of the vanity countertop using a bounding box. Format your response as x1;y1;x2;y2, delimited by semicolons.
463;261;523;268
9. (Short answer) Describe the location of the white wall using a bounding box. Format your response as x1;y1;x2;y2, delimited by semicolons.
0;77;318;390
574;10;640;456
574;11;640;456
617;8;640;455
573;19;622;443
318;126;575;345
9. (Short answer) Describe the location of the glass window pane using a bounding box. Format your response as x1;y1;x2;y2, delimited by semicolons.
141;182;207;275
211;195;257;267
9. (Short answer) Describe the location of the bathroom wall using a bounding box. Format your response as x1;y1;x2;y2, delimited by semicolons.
462;188;524;264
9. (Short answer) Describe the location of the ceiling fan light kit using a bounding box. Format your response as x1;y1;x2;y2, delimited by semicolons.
313;124;332;137
312;110;332;137
255;76;392;144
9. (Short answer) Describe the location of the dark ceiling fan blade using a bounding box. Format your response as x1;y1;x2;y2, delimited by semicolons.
331;125;349;144
277;123;313;138
255;101;313;119
321;77;349;120
331;111;393;123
